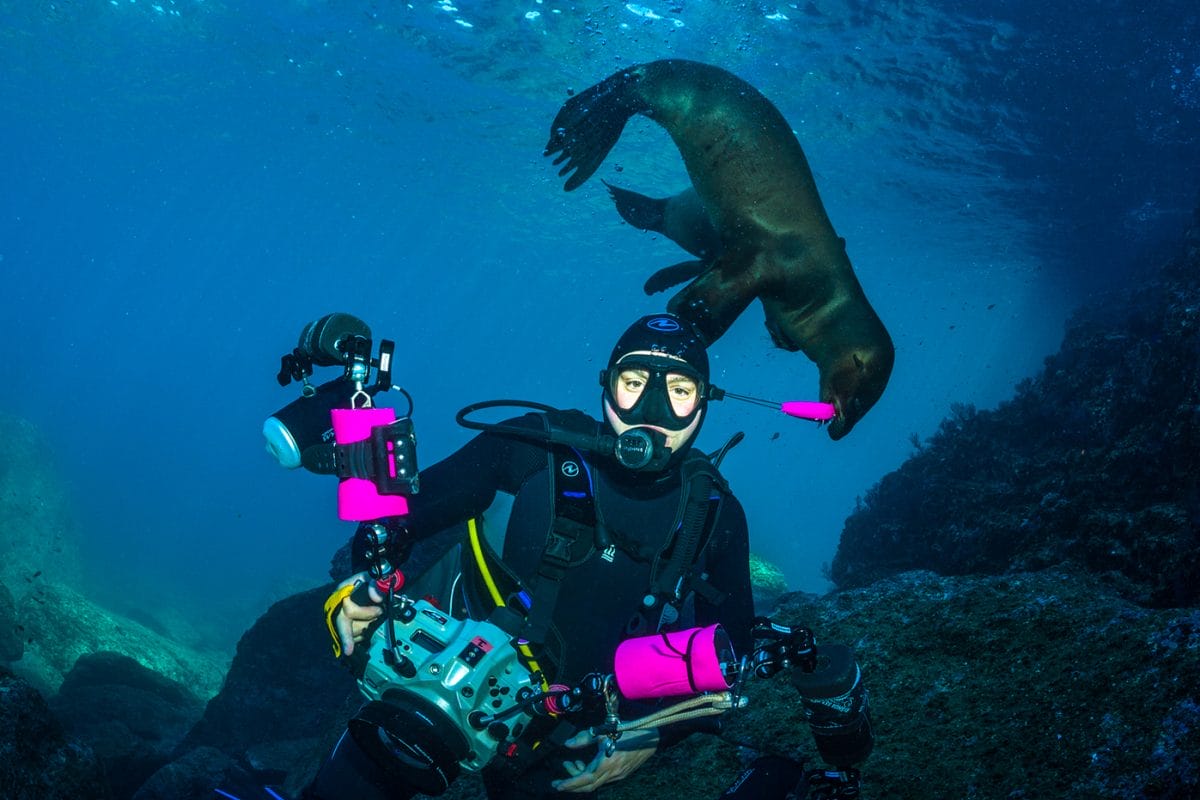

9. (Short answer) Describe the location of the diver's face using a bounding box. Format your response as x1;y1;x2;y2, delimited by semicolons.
603;351;704;453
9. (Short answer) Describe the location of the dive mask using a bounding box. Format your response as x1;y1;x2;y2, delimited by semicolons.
602;354;708;430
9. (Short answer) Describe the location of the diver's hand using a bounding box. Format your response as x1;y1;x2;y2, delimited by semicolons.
552;729;658;793
334;573;383;657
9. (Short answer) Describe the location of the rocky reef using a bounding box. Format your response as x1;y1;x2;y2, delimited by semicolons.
0;664;109;800
749;552;789;611
15;581;229;698
51;652;208;799
2;208;1198;799
832;205;1200;609
710;569;1200;800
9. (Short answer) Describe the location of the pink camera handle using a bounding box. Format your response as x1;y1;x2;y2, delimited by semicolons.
331;407;410;521
613;624;732;700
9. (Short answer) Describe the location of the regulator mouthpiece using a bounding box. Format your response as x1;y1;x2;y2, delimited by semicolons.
612;428;671;471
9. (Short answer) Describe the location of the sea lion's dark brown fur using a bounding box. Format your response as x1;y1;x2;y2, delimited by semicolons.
545;59;894;439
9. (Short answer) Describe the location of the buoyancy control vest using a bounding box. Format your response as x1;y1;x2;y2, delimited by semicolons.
416;410;737;683
505;410;732;655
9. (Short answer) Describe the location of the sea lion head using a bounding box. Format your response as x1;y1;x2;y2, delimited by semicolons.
820;337;895;440
762;289;896;440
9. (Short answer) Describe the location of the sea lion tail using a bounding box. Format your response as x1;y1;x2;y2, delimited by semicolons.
603;181;667;233
545;69;645;191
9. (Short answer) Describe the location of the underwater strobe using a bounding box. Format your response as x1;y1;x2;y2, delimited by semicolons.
265;315;551;796
263;312;419;520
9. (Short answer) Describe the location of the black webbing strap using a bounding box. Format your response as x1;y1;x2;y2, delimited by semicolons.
659;627;705;693
648;451;726;606
522;414;600;645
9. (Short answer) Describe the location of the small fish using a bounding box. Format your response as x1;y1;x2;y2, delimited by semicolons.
770;432;780;441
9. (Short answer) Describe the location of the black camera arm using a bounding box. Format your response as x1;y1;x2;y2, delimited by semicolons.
748;617;819;678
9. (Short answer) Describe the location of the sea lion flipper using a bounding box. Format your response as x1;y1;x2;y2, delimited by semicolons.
644;260;708;295
666;253;758;344
604;181;667;233
545;70;644;191
607;183;722;263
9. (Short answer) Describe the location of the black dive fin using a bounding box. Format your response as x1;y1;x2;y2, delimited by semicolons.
214;784;290;800
603;181;667;233
644;260;708;295
545;69;644;191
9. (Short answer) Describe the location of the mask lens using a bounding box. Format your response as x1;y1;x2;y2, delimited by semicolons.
664;372;701;419
609;367;650;411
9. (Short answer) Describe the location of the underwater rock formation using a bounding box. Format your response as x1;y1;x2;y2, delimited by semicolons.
15;580;227;697
749;552;789;611
832;208;1200;607
49;652;206;800
1;582;22;663
0;665;108;800
0;580;234;800
5;565;1195;798
131;746;240;800
168;585;360;797
133;573;1200;796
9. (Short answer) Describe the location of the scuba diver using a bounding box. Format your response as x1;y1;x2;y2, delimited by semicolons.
321;312;755;799
256;312;870;800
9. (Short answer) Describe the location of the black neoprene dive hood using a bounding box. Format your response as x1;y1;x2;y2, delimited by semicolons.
600;313;713;456
607;313;710;379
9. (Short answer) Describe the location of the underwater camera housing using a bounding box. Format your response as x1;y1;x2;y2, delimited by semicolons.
350;595;540;795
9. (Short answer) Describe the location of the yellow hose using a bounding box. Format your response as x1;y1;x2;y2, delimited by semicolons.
468;517;550;692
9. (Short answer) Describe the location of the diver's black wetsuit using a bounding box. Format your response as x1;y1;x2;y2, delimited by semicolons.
349;413;754;800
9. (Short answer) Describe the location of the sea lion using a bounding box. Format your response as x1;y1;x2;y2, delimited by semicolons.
545;59;894;440
601;182;719;294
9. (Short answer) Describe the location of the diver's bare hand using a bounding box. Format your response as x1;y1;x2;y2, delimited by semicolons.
553;729;658;792
334;575;383;657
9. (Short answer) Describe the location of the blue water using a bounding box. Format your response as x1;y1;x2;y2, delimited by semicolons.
2;0;1197;646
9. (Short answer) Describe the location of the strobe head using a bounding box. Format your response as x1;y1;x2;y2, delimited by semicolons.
299;313;373;368
791;643;873;769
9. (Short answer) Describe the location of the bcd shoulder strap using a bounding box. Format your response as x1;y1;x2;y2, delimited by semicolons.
526;415;736;643
522;410;602;646
645;449;730;624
